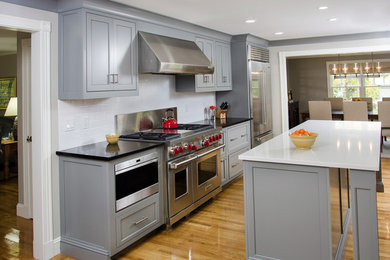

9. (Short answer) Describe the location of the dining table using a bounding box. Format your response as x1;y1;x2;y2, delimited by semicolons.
301;110;378;121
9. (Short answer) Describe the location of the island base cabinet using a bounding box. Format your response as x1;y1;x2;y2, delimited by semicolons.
243;162;346;260
350;169;379;260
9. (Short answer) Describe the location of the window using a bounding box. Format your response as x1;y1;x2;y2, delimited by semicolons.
327;59;390;112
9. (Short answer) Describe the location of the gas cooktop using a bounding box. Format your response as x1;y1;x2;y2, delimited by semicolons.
120;124;213;141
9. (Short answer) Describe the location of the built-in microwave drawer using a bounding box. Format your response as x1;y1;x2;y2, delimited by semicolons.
116;193;159;247
226;122;250;154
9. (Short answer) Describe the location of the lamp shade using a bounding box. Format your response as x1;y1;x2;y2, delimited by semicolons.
5;97;17;117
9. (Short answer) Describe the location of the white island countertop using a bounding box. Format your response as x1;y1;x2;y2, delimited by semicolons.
239;120;381;171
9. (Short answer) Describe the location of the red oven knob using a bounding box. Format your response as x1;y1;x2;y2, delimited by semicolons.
212;136;216;141
204;140;210;146
174;148;179;155
187;144;192;150
216;135;220;140
208;137;213;142
192;145;197;151
218;134;222;140
178;146;184;153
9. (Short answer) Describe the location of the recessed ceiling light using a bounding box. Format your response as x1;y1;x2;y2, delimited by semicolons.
318;6;328;10
329;18;338;22
274;32;284;35
245;19;256;24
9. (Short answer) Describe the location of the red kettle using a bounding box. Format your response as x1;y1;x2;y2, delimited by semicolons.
163;109;178;129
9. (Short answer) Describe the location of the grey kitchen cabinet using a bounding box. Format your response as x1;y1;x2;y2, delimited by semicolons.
58;147;164;259
221;121;251;185
215;41;232;91
176;37;232;92
195;37;215;90
59;9;137;99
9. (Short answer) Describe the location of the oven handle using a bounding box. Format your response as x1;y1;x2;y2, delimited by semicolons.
115;158;158;175
169;155;198;170
197;144;225;157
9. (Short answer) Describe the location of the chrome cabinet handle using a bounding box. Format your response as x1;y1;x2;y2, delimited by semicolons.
108;74;114;84
203;75;207;83
223;76;227;83
230;137;239;142
231;163;240;168
205;184;213;191
169;155;198;170
134;216;149;225
241;134;247;138
115;74;119;83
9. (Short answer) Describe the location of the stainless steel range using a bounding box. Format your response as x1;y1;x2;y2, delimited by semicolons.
116;108;224;227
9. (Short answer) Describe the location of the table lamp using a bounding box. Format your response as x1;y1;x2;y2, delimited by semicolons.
4;97;17;140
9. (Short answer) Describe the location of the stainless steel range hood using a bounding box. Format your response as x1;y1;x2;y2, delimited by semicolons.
138;32;214;75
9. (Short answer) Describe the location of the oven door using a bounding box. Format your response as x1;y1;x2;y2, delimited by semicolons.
194;144;224;202
168;155;197;217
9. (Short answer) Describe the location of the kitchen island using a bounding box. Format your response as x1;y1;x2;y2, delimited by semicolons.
239;120;380;260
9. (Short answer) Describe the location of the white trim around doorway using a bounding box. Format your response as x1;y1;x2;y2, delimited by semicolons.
0;14;54;259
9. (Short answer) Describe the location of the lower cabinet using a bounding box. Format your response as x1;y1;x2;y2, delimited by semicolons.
116;193;159;247
221;121;251;185
58;147;164;259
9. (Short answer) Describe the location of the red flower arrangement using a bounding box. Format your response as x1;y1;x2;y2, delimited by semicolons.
209;105;216;110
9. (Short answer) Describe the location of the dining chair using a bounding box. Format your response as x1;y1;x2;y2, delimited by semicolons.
378;101;390;143
308;101;332;120
352;97;373;111
324;97;343;111
382;97;390;101
343;101;368;121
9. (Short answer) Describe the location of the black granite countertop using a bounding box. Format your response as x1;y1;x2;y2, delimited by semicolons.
191;117;251;128
56;140;163;161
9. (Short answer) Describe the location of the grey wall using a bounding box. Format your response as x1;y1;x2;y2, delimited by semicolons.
0;54;17;78
287;53;390;113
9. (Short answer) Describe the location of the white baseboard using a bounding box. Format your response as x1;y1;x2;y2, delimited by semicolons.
16;203;32;219
53;236;61;256
34;237;61;260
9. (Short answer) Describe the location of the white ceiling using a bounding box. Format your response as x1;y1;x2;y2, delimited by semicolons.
0;29;16;56
112;0;390;41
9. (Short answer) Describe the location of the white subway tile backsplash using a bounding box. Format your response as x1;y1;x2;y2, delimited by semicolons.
58;75;216;149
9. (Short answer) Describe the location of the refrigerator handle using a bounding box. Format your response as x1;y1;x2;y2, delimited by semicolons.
261;72;267;125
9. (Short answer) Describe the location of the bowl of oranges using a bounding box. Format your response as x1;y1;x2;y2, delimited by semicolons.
289;129;318;149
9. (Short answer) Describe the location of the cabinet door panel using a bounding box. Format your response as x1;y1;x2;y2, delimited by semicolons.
215;42;232;89
87;13;112;92
113;19;136;91
221;43;232;87
195;38;215;88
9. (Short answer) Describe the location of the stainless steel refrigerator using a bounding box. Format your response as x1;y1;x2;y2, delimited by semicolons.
249;60;273;147
216;35;273;147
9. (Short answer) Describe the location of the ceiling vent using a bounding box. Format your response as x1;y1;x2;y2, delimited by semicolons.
249;45;269;63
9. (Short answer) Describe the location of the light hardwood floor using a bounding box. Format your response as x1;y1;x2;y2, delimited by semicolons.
2;160;390;259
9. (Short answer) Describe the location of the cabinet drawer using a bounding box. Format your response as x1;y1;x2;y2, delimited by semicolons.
229;148;249;180
116;194;159;247
226;122;250;153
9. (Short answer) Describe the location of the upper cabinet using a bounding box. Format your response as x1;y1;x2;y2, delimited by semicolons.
215;41;232;91
176;37;232;92
59;9;137;99
195;37;215;89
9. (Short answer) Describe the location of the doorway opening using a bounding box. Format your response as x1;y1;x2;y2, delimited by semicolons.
0;27;33;258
